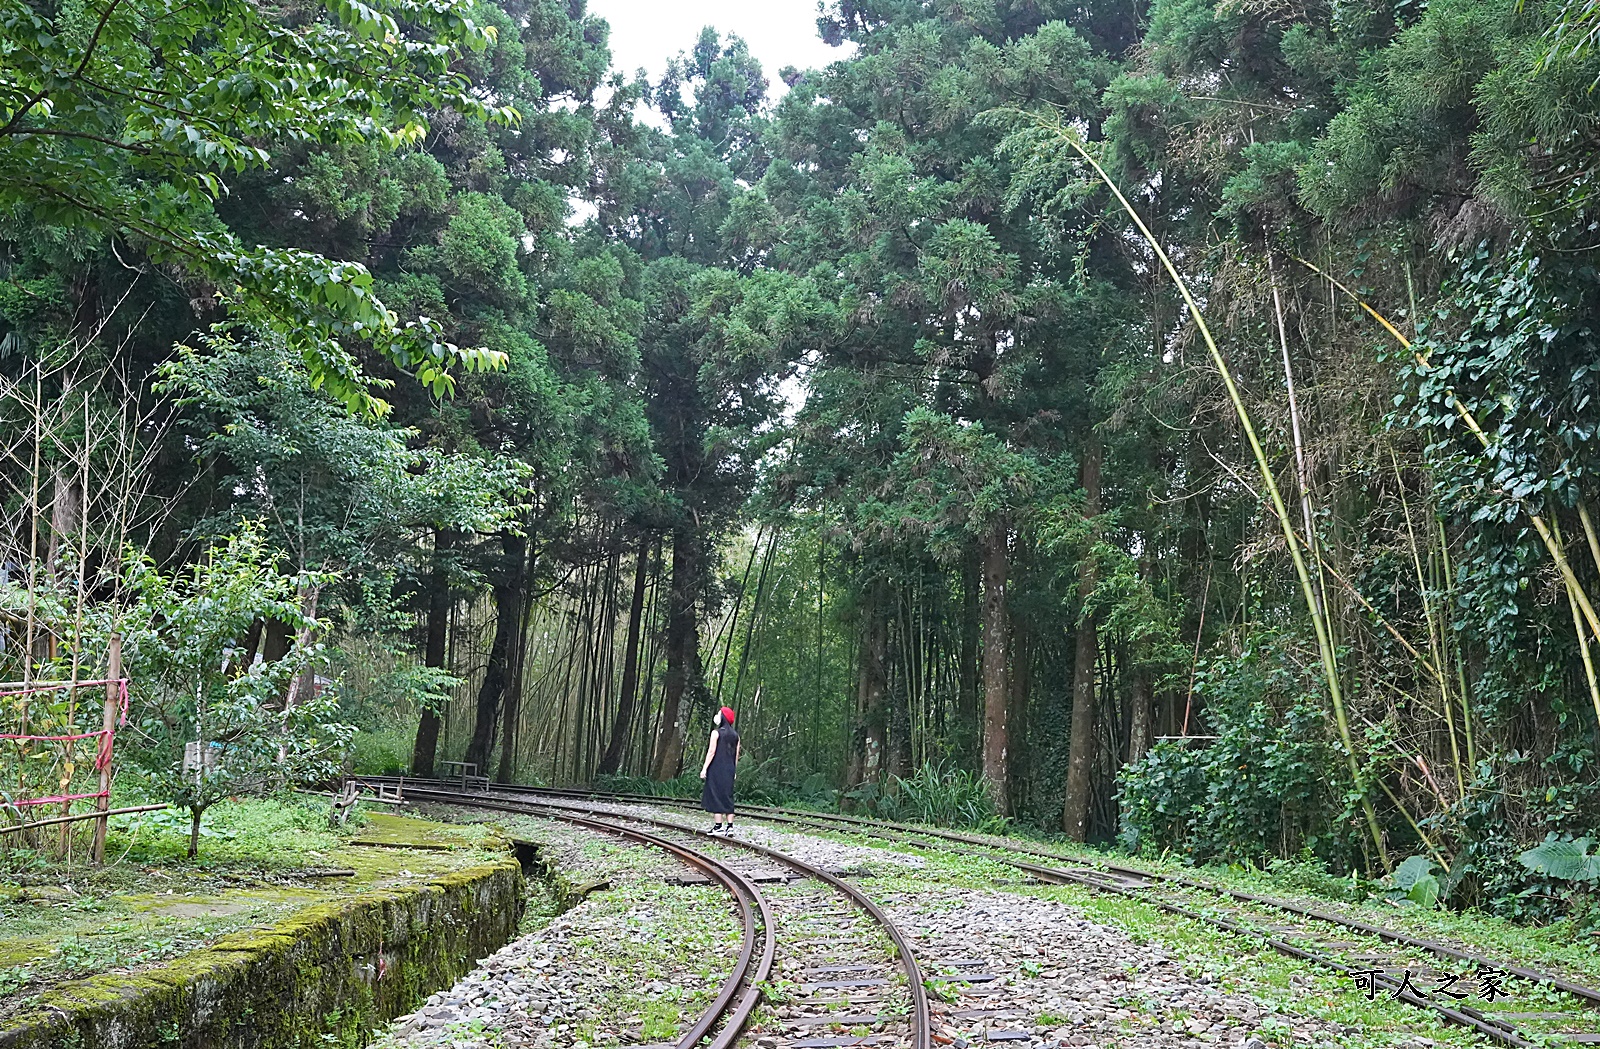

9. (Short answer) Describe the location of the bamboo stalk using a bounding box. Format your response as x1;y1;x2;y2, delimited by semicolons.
1269;251;1323;616
1578;500;1600;576
1392;451;1463;798
1554;516;1600;738
1376;774;1450;870
1208;442;1452;697
1021;117;1388;868
1437;523;1477;770
6;802;167;837
1293;257;1600;664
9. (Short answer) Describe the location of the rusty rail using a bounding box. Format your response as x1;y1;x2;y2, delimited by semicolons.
375;781;929;1049
362;775;1600;1048
389;786;771;1049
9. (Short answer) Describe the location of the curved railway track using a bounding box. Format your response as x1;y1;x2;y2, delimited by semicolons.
387;784;932;1049
364;776;1600;1048
449;793;772;1049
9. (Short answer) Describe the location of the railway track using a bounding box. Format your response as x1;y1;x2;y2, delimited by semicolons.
389;784;935;1049
440;793;772;1049
364;776;1600;1047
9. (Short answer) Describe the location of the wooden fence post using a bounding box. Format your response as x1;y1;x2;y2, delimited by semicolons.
91;634;121;865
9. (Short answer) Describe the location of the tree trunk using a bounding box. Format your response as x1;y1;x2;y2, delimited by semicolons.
496;589;534;784
980;516;1010;813
1127;666;1153;766
958;546;980;764
263;618;290;663
1008;616;1031;815
276;585;322;764
598;535;651;776
652;527;701;780
411;529;455;778
46;464;79;583
465;532;527;774
188;806;203;859
1063;438;1102;840
846;575;889;789
1126;561;1154;767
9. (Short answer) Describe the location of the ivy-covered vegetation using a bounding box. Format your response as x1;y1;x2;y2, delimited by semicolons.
4;0;1600;937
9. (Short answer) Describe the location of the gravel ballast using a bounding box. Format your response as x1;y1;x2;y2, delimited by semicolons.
372;808;1448;1049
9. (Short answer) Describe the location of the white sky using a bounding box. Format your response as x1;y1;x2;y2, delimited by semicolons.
589;0;851;94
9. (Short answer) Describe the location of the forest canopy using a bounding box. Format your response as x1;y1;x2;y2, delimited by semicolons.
4;0;1600;917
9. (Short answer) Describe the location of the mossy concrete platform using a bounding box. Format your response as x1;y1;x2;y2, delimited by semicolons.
0;856;524;1049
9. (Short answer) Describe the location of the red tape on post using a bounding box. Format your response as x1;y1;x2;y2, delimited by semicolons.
1;679;129;812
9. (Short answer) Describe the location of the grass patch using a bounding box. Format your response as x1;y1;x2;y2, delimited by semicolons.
676;808;1595;1045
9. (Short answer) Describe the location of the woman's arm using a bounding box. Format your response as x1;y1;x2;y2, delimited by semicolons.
700;729;719;778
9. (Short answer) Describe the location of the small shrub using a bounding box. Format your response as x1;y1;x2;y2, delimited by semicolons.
1117;632;1358;869
1516;833;1600;933
855;762;1009;833
1263;853;1372;903
592;773;702;800
349;718;418;775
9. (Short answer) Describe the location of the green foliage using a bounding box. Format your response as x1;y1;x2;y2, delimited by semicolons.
853;763;1009;833
332;653;452;775
115;795;350;866
1388;855;1443;909
11;0;1600;927
119;522;353;854
348;721;418;776
1261;855;1373;904
880;408;1045;559
1520;835;1600;884
1404;244;1600;536
158;329;524;578
591;773;702;800
1118;633;1357;868
0;0;514;410
1515;834;1600;932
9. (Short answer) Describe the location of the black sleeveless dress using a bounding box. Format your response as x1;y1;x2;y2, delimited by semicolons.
701;724;738;813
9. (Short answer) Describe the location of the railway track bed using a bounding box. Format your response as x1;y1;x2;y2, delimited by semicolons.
375;817;749;1049
362;780;1520;1049
486;787;1600;1048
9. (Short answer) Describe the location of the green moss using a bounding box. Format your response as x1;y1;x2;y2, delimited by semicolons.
0;858;523;1049
0;942;50;966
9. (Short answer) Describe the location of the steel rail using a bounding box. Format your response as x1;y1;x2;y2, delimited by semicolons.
391;786;771;1049
365;777;1599;1047
463;779;1600;1009
594;799;1564;1047
724;803;1600;1011
382;782;931;1049
449;787;1526;1043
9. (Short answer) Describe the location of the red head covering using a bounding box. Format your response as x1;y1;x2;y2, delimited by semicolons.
719;706;737;725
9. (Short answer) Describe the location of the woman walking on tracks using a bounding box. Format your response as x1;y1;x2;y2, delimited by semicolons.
700;706;740;834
